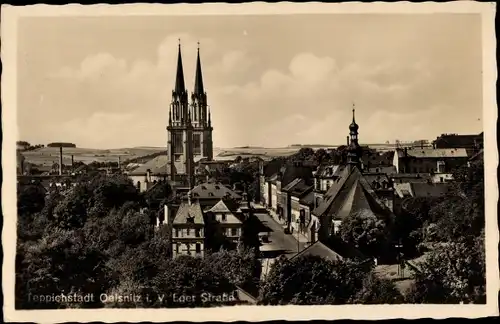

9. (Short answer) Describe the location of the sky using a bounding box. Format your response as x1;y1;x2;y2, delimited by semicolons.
17;13;483;149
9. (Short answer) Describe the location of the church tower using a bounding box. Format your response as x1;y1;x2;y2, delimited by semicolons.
167;41;195;187
189;43;214;161
347;106;361;169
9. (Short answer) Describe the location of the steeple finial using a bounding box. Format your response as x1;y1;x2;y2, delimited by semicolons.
194;41;205;96
174;40;186;94
352;102;356;122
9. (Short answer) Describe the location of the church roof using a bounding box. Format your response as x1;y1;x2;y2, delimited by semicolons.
312;166;392;222
174;43;186;94
173;201;204;225
193;47;205;96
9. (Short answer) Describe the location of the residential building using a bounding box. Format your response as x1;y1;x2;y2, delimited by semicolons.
206;199;244;245
432;132;483;151
171;192;205;258
392;147;469;182
281;178;314;232
189;181;241;209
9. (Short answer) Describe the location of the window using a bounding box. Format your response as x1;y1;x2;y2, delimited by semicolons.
209;192;214;197
222;214;226;222
172;133;183;154
231;228;237;236
187;228;191;236
136;181;141;189
215;185;220;190
175;229;179;237
195;229;201;237
186;243;191;254
176;243;180;253
196;243;201;253
193;133;201;155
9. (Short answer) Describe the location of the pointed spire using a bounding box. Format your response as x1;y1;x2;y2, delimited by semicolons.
349;103;359;133
194;41;205;96
174;39;186;94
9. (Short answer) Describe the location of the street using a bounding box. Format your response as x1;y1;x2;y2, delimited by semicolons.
253;212;307;259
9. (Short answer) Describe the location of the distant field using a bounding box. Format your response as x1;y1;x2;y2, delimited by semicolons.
21;143;396;166
21;146;165;166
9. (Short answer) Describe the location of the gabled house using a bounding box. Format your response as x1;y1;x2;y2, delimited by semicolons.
281;178;314;232
189;181;241;209
206;199;244;245
171;193;205;258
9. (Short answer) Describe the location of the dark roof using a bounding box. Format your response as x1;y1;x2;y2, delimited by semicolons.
314;164;345;178
190;182;241;200
128;155;169;175
363;165;397;174
271;162;314;187
433;133;483;149
299;191;315;206
291;241;344;262
312;167;392;222
411;182;450;198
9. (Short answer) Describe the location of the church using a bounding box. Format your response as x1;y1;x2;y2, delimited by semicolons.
167;41;214;189
127;42;214;191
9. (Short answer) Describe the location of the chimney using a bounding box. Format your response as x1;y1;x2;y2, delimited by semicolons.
146;169;151;183
59;146;63;175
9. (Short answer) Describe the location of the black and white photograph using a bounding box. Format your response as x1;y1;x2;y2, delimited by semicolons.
2;2;498;322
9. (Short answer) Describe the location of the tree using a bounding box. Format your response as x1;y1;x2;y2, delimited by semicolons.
405;234;485;304
429;160;484;242
148;256;235;308
17;183;46;218
339;210;391;258
204;248;261;294
350;273;403;304
16;228;110;309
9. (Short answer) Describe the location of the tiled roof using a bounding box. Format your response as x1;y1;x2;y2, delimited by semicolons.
433;133;483;149
273;162;314;187
363;165;397;174
128;155;169;175
190;182;241;200
404;148;468;158
173;201;204;225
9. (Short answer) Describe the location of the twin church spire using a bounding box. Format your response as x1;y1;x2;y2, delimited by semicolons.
170;40;210;127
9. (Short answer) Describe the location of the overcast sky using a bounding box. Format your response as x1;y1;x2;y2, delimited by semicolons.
17;13;483;149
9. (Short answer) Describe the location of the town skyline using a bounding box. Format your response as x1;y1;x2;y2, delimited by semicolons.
17;14;483;149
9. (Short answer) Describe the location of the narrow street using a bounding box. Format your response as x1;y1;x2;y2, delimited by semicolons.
253;211;307;259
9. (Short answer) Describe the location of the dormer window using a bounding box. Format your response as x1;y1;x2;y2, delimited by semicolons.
215;185;220;190
201;186;207;190
209;192;214;197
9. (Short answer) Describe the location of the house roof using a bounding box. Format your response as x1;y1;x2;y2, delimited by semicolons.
172;201;204;225
403;148;468;158
190;182;241;200
272;162;314;187
299;190;315;206
313;164;344;178
411;182;450;198
128;155;169;175
433;133;483;149
207;200;243;224
390;173;432;183
363;165;397;174
291;241;344;262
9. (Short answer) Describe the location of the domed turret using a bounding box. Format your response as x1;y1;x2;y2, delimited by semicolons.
349;108;359;132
